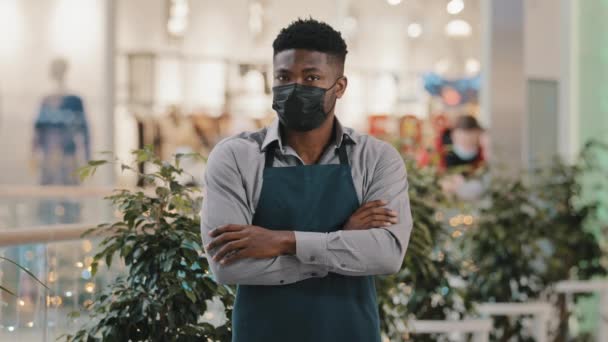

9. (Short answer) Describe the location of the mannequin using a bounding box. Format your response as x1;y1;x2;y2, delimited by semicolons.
32;57;90;224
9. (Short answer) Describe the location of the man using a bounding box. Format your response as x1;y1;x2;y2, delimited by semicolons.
201;18;412;342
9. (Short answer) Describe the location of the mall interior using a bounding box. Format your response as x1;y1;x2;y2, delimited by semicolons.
0;0;607;341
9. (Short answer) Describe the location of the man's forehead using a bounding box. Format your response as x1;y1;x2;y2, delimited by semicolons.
273;49;330;68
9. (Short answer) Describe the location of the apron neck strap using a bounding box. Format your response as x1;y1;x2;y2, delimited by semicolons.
335;143;349;166
265;142;278;168
264;141;350;168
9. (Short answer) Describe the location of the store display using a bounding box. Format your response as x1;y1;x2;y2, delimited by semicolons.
32;58;90;224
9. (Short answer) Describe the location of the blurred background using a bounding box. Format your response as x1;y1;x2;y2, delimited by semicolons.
0;0;607;341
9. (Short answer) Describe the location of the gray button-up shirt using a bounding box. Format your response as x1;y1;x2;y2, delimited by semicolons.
201;118;413;285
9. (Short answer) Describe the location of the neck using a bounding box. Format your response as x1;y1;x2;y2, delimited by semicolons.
55;80;67;95
284;115;335;165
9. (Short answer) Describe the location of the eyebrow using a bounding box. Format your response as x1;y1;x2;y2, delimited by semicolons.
274;67;323;74
302;67;322;73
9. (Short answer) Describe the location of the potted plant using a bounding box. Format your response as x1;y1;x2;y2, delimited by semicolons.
377;160;474;341
64;147;234;342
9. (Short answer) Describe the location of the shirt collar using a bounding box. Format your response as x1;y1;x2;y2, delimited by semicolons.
260;117;356;152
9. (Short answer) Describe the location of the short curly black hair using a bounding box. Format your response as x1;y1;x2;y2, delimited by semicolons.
273;18;348;65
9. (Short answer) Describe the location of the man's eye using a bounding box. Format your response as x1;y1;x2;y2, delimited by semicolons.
306;75;321;81
275;75;288;81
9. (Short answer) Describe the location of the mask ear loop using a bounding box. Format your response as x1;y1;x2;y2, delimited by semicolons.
323;76;344;115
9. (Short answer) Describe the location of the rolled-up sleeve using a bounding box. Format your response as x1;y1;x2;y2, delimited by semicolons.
201;140;328;285
294;144;412;276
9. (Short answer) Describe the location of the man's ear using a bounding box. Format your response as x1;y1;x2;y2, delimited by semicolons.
335;76;348;99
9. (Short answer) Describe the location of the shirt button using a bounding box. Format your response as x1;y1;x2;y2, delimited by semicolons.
311;272;318;277
340;264;346;268
310;256;316;262
280;280;284;284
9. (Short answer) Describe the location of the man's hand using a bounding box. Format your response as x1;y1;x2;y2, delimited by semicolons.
205;225;295;265
343;200;398;230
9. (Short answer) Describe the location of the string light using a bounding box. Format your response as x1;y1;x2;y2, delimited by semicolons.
75;261;84;268
450;215;464;227
82;240;93;253
47;295;63;307
463;215;474;225
26;322;34;328
65;291;73;297
85;282;95;293
387;0;402;5
48;271;57;283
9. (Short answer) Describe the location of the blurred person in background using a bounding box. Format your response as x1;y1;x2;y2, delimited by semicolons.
438;115;488;200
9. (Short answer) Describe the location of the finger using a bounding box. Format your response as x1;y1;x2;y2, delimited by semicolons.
364;214;396;225
385;208;398;217
363;214;398;224
356;200;387;213
209;224;246;237
370;220;393;228
213;239;247;262
205;231;247;251
220;248;249;265
360;207;397;220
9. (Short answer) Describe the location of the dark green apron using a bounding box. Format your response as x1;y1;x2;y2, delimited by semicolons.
232;142;381;342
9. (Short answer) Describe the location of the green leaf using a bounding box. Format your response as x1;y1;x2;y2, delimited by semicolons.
182;282;197;303
68;310;81;319
156;187;170;198
91;261;99;276
89;160;108;167
76;166;92;182
105;250;114;268
180;240;200;252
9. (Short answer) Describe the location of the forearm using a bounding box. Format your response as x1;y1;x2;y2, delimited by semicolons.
294;227;408;276
207;254;327;286
203;225;326;285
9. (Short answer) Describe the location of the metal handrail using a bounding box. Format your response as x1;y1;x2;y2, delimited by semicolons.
476;302;552;342
409;319;493;342
0;223;108;247
555;280;608;342
0;185;117;198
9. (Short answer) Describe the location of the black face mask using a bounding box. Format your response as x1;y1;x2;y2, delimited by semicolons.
271;78;341;132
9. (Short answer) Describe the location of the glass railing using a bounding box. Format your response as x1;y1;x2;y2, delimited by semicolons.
0;186;123;341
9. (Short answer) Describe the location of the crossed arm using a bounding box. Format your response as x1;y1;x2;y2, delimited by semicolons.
200;142;413;285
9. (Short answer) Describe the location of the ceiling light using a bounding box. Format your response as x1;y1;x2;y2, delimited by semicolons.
445;19;472;37
447;0;465;15
466;58;480;75
407;23;422;38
